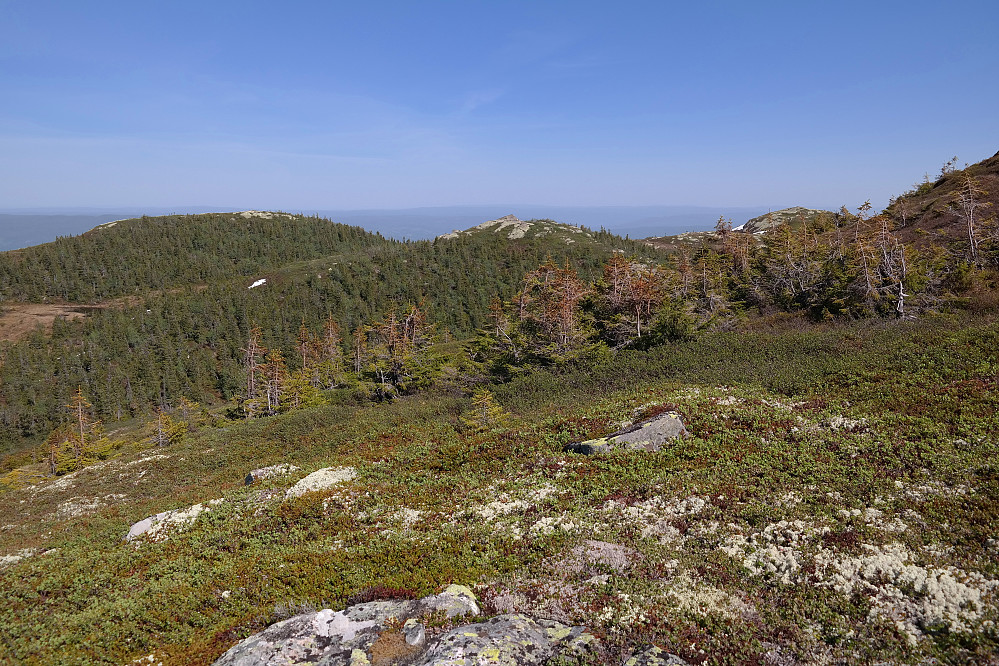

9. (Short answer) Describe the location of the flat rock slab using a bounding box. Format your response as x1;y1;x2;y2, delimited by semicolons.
567;411;688;455
419;613;598;665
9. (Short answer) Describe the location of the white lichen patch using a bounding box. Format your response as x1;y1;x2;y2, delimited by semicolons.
125;499;223;542
721;520;828;585
594;592;649;629
0;548;37;567
474;483;561;522
815;542;998;641
285;467;357;498
607;495;709;542
56;493;126;519
393;508;422;529
530;513;579;535
476;498;531;521
894;479;972;501
838;507;908;533
660;574;756;619
30;470;81;494
823;416;868;431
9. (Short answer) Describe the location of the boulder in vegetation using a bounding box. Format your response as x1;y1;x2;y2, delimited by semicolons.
212;584;600;666
567;411;688;454
213;585;492;666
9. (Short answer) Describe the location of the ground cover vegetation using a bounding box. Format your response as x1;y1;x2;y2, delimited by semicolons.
0;151;997;663
0;312;996;664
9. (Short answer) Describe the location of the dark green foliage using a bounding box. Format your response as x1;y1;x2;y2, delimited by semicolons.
0;215;662;456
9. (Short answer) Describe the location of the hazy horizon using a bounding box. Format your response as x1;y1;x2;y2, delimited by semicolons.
0;203;785;250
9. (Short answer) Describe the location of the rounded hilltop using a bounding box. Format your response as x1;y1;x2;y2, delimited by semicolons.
436;214;595;243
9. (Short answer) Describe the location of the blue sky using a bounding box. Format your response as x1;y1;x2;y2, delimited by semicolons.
1;0;997;212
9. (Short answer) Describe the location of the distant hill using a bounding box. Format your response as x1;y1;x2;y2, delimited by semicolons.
0;205;778;249
640;207;838;253
436;214;601;244
0;211;661;452
736;207;838;234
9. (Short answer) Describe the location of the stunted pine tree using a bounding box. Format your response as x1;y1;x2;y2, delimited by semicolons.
594;255;666;344
260;350;288;416
242;326;266;406
515;259;590;362
951;173;992;264
47;387;109;475
362;304;434;399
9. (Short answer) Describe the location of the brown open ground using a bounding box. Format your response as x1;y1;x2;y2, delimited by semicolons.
0;303;104;342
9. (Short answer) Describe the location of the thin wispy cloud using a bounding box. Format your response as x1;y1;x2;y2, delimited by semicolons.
457;89;506;115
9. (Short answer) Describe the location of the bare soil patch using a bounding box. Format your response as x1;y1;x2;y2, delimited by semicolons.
0;303;101;342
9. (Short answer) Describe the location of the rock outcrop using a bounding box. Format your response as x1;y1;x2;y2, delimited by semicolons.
567;411;688;454
212;584;688;665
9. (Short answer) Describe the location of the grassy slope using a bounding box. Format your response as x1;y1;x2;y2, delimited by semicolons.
1;312;997;665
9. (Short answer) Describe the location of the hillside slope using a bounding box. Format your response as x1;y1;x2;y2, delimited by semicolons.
885;150;999;249
1;314;997;664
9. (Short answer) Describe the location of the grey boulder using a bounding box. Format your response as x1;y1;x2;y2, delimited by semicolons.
567;411;688;454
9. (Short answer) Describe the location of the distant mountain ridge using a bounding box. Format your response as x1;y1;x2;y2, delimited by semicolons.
0;205;784;250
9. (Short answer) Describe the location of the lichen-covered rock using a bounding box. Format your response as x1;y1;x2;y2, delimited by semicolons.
125;500;221;542
245;464;300;486
285;467;356;498
567;412;688;454
211;586;599;666
212;585;480;666
623;645;690;665
415;614;598;665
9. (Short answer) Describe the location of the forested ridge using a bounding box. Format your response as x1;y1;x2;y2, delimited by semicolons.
0;213;392;302
0;214;664;453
